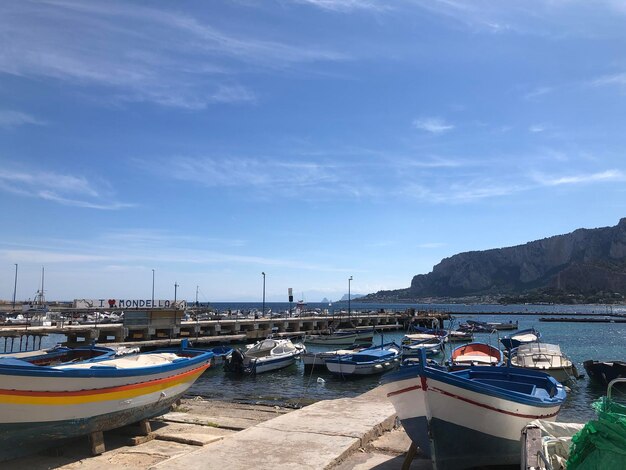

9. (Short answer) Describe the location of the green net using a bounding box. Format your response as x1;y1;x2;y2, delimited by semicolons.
566;396;626;469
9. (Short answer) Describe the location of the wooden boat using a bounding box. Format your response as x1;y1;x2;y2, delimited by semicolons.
449;342;503;369
224;338;304;374
381;349;567;469
325;342;401;376
0;344;116;365
500;328;541;350
0;341;213;461
510;343;578;383
304;328;374;345
583;359;626;386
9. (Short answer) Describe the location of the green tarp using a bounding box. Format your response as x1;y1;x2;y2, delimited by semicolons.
567;397;626;469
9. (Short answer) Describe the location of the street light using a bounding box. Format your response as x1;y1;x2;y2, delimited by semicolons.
348;276;353;319
261;272;266;317
174;282;179;306
12;264;18;311
151;269;155;308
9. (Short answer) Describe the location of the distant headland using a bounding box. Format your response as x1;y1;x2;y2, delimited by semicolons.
362;218;626;305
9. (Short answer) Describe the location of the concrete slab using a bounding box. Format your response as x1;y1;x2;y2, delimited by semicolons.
151;422;234;446
332;451;433;470
152;426;361;470
369;427;413;455
152;387;397;470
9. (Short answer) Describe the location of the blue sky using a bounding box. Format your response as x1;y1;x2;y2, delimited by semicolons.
1;0;626;303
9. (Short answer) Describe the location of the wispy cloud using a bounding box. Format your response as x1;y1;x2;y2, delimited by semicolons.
417;242;445;249
524;86;553;100
293;0;389;13
0;1;345;109
590;72;626;89
413;117;454;134
0;167;133;210
0;110;45;129
532;169;626;186
529;124;546;133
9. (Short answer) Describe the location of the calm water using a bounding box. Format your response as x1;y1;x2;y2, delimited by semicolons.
35;302;626;423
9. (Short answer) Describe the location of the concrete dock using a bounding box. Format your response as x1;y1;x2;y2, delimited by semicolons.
3;388;432;470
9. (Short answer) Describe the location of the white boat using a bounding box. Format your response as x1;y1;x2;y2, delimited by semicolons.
304;328;374;346
301;345;367;368
225;338;304;374
510;343;578;383
401;335;444;358
325;342;401;376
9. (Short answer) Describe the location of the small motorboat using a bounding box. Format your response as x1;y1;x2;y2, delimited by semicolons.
304;328;374;346
381;349;567;469
447;330;474;342
207;345;234;366
583;359;626;386
500;327;541;350
0;341;213;461
459;320;495;333
511;343;578;383
224;338;304;374
401;335;444;359
449;342;503;369
325;342;401;376
301;344;368;369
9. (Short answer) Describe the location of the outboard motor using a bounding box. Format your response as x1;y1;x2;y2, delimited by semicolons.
224;348;246;374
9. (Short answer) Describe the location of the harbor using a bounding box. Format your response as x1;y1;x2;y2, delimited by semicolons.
1;302;624;468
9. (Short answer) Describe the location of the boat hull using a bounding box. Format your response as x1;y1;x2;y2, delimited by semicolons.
305;332;373;345
325;358;398;375
381;360;564;470
0;349;212;461
0;393;181;461
249;354;296;374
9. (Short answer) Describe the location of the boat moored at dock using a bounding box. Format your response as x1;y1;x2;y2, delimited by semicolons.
449;342;503;370
325;341;401;376
224;338;304;374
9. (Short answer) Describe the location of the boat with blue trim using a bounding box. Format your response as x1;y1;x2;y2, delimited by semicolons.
500;327;541;350
304;328;374;345
325;341;401;376
381;348;566;470
0;341;213;461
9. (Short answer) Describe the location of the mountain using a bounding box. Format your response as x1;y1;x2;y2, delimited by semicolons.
337;293;365;302
367;218;626;303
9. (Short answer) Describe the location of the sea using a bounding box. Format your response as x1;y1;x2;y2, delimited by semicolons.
38;302;626;423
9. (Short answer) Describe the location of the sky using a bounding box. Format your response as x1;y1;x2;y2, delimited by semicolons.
1;0;626;303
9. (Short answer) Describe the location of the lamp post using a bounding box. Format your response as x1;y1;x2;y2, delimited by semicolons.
174;282;179;306
151;269;155;308
12;264;18;310
348;276;353;319
261;272;266;317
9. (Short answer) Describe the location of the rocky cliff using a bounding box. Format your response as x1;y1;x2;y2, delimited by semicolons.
375;218;626;300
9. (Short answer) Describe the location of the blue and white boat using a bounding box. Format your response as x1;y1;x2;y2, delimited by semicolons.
207;345;234;365
381;349;566;469
325;342;401;376
500;327;541;350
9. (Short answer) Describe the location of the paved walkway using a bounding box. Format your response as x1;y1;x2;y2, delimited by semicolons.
152;387;398;470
